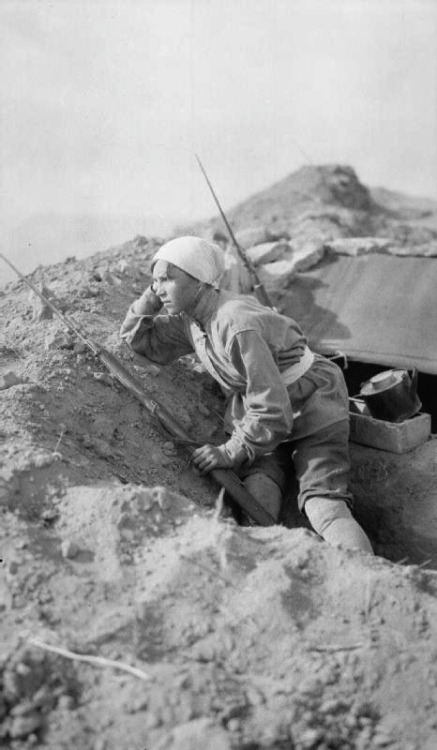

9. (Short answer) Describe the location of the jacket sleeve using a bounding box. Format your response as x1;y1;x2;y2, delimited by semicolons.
221;329;294;463
119;287;194;364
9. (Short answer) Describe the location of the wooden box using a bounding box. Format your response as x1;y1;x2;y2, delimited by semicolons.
349;399;431;454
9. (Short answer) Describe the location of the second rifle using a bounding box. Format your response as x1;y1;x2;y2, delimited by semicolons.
195;154;273;308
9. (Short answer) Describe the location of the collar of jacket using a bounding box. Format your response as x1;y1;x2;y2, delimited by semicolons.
187;286;220;328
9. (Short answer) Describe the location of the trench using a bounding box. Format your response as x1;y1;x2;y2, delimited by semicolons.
343;361;437;569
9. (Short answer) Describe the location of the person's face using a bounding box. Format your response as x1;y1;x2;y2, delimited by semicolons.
152;260;201;314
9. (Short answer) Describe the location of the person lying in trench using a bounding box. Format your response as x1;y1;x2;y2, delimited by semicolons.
119;236;373;554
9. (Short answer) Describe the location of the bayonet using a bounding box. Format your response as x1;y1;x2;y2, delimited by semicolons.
195;154;273;308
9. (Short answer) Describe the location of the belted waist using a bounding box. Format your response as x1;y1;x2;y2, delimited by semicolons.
281;346;315;386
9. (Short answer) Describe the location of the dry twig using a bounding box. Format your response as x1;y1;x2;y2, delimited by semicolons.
30;638;150;681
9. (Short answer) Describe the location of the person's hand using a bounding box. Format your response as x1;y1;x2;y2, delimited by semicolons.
133;286;163;316
191;444;232;475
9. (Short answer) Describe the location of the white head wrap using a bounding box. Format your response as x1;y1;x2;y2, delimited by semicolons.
152;236;225;287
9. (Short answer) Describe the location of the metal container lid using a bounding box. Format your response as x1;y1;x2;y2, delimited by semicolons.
359;369;404;397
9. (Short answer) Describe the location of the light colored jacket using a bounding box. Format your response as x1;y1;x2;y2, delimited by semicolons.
120;287;349;464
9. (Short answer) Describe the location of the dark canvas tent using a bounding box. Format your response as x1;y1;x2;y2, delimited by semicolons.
281;253;437;375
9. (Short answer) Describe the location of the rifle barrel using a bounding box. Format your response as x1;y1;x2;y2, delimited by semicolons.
195;155;243;260
195;155;273;308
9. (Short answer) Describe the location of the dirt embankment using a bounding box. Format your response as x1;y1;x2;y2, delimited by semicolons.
1;232;437;750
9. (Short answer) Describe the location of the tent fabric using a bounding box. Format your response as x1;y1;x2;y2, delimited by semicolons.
281;254;437;375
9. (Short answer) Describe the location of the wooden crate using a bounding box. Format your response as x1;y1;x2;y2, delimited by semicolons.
349;400;432;454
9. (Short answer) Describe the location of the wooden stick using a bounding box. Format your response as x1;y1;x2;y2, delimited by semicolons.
30;638;151;681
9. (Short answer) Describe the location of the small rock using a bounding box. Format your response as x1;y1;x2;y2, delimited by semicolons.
191;641;216;662
325;237;392;257
11;699;37;717
147;364;161;377
9;711;43;738
373;734;395;747
246;240;290;265
74;342;88;354
0;371;27;390
41;508;59;523
92;438;112;457
31;453;56;469
117;259;130;274
299;728;324;748
57;694;76;711
291;244;326;272
151;450;166;465
79;285;100;298
32;685;51;707
235;226;268;249
15;661;32;677
45;331;75;351
176;410;192;429
61;540;81;559
320;698;349;714
119;528;135;542
94;268;114;284
145;710;162;729
245;686;265;707
130;694;149;712
258;259;297;291
93;372;113;386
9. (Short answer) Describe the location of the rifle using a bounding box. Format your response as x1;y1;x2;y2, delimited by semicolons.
0;252;275;526
195;154;273;308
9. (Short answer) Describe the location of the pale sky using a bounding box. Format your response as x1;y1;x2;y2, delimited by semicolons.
1;0;436;234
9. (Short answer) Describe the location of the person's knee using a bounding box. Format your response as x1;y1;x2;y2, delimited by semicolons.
304;496;353;536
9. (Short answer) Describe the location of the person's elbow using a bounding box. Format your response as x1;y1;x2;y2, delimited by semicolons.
269;403;293;440
118;322;147;355
119;311;145;347
119;319;136;346
119;330;144;355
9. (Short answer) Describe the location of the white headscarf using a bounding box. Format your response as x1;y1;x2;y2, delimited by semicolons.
152;236;225;287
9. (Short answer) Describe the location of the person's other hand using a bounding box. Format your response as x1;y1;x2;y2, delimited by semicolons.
191;444;232;474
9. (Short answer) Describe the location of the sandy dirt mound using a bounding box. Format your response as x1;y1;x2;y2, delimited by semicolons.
1;238;437;749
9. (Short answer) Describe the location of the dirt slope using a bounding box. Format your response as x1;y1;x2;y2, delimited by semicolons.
189;164;437;257
1;232;437;750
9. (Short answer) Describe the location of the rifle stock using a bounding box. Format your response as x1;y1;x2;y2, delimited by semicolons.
96;348;276;526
